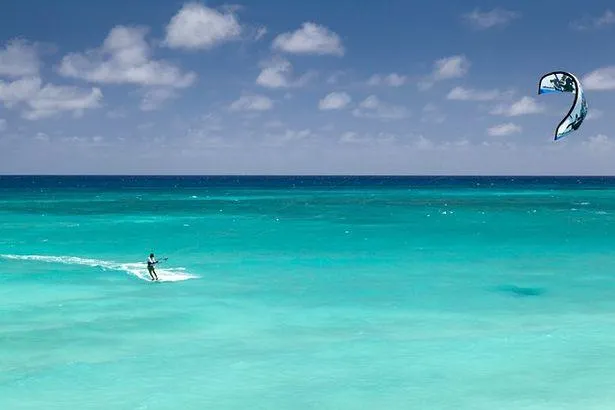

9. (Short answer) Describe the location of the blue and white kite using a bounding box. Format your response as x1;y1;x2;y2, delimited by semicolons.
538;71;587;141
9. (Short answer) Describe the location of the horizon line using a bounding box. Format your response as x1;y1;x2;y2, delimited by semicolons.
2;174;615;178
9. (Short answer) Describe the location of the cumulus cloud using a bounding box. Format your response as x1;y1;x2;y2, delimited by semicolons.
229;94;273;111
490;96;544;116
0;76;102;120
487;122;522;136
447;86;503;101
582;67;615;90
140;88;177;111
0;76;41;106
352;95;409;120
367;73;407;87
319;91;351;110
571;10;615;30
24;85;102;120
256;57;312;88
462;8;520;29
272;22;344;56
58;26;196;88
419;55;470;89
163;2;243;50
0;39;41;78
433;55;470;80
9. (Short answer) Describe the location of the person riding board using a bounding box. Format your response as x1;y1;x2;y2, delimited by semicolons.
147;253;159;281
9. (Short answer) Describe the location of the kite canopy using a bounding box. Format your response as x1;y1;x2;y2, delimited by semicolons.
538;71;587;140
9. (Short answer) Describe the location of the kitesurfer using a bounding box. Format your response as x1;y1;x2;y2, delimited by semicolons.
147;253;159;281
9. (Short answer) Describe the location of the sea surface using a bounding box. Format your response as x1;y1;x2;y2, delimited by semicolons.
2;176;615;409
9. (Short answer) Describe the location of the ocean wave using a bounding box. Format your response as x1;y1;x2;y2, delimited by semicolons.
0;254;198;282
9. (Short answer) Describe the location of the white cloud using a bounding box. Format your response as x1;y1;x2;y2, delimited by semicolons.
59;135;107;147
571;10;615;30
491;96;544;116
582;67;615;90
0;39;40;78
367;73;407;87
0;119;6;132
488;123;522;136
319;91;351;110
256;57;312;88
140;88;177;111
419;55;470;89
34;132;49;142
594;10;615;26
583;134;615;153
410;136;472;151
415;135;435;150
163;2;242;50
587;109;603;120
327;71;346;84
434;55;470;80
262;128;313;147
339;131;364;144
256;58;291;88
24;84;102;120
272;22;344;56
229;94;273;111
339;131;397;145
462;9;520;29
254;26;268;41
447;86;502;101
58;26;196;88
0;76;42;106
352;95;409;120
0;76;102;120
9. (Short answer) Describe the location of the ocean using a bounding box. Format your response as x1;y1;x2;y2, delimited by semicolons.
2;176;615;409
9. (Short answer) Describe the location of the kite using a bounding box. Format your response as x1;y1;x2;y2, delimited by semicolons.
538;71;587;141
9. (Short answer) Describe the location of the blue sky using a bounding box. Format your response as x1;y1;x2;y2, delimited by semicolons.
1;0;615;174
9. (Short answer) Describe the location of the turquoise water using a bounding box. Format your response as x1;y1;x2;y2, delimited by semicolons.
2;176;615;409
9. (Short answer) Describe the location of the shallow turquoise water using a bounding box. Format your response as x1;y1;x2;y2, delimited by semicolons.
2;177;615;409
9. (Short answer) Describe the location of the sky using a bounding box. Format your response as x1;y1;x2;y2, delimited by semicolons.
1;0;615;175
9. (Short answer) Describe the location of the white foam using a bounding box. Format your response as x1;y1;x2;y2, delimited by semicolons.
0;254;198;282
